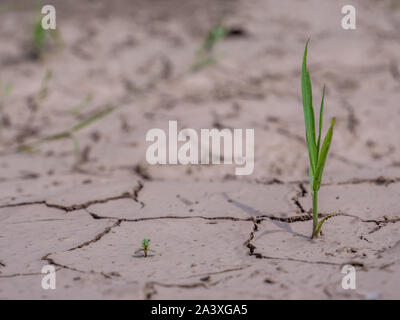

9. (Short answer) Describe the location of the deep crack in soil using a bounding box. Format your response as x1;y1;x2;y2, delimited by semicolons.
243;217;367;268
0;181;144;212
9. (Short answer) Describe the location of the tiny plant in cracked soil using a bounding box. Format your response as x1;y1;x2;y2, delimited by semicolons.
135;238;156;258
31;12;60;59
301;41;336;239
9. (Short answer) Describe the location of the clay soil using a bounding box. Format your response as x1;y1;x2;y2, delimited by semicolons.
0;0;400;299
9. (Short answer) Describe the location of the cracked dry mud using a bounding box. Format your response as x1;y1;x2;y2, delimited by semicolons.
1;0;400;299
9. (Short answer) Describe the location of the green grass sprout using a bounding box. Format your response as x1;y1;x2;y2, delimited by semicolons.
191;22;227;72
0;75;12;129
135;238;156;258
38;70;52;103
32;12;60;59
301;40;336;239
201;24;227;53
32;17;46;56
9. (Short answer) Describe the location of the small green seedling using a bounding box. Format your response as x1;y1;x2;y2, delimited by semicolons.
38;70;52;103
301;41;336;239
135;238;156;258
201;24;227;53
0;75;12;128
31;13;60;59
191;22;227;72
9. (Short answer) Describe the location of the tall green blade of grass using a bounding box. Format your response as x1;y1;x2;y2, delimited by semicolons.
316;85;325;157
301;41;336;238
313;118;335;191
301;41;317;178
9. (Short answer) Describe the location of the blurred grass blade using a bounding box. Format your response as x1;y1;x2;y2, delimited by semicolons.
202;24;227;52
38;70;52;102
44;106;115;141
313;118;336;191
71;92;94;115
17;105;116;151
316;85;325;157
70;106;115;133
191;56;217;72
3;82;12;99
33;18;46;54
301;41;317;172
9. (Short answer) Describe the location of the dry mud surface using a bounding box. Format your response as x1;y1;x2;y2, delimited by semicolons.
0;0;400;299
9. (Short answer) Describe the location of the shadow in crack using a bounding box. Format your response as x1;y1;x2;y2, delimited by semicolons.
222;192;309;240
